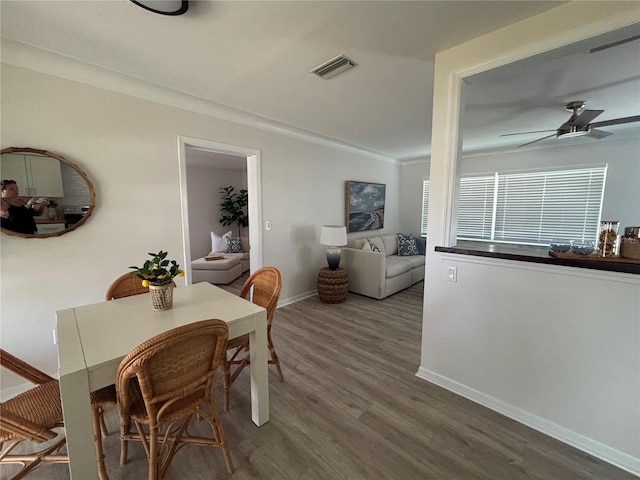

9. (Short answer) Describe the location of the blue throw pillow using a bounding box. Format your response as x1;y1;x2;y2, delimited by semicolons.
416;236;426;255
397;233;419;256
225;237;244;253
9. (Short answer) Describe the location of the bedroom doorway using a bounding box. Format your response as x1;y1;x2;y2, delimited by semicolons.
178;136;262;285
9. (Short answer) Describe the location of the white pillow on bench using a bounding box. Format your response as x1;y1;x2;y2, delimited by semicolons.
211;231;232;253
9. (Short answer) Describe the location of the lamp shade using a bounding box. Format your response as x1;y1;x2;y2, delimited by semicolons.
320;225;347;246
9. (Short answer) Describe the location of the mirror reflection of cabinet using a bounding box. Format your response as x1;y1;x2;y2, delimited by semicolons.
1;147;95;238
1;153;64;197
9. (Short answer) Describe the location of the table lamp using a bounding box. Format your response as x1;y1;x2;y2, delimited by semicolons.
320;225;347;270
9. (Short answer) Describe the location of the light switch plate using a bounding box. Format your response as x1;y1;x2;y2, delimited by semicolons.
447;266;457;282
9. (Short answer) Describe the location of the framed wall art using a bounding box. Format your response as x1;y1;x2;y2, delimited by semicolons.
345;181;386;233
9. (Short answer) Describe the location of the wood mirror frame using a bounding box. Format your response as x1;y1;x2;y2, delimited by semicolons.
0;147;95;238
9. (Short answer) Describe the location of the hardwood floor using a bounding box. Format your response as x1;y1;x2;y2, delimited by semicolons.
4;281;636;480
218;271;250;296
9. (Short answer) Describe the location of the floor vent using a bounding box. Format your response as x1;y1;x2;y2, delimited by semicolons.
310;54;356;79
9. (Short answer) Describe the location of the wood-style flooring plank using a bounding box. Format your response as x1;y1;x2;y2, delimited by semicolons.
2;281;637;480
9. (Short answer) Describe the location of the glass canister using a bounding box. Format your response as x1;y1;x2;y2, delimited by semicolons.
598;220;620;257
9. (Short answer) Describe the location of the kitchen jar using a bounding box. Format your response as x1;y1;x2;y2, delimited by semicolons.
598;220;619;257
620;226;640;260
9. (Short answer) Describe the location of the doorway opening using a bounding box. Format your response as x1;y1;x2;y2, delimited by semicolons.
178;136;262;285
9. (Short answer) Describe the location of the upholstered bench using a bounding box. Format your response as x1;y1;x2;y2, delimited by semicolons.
191;255;242;285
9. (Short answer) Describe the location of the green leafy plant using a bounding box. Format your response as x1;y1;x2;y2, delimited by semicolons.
219;186;248;237
130;251;184;287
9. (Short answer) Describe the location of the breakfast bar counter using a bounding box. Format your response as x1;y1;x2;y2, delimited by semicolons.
435;241;640;275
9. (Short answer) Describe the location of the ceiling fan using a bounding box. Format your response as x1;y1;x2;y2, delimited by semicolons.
501;101;640;148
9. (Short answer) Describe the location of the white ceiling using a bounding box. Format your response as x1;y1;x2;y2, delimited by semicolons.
1;1;639;161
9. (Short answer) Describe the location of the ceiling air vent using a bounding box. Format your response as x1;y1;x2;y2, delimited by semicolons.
311;54;356;79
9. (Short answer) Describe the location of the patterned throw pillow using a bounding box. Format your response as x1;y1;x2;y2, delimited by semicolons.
397;233;419;256
225;237;244;253
367;239;382;252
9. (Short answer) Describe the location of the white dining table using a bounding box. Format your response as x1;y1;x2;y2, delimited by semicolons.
56;282;269;479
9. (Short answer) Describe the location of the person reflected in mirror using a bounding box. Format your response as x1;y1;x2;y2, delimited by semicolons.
0;179;48;234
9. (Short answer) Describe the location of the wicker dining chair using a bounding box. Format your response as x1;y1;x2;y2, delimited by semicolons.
105;272;177;301
105;272;149;300
0;350;116;480
117;319;233;480
0;349;68;479
222;266;283;412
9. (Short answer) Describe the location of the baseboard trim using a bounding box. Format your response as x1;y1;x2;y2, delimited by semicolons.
415;367;640;477
277;290;317;308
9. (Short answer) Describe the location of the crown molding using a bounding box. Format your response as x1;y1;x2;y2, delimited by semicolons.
400;157;430;166
1;38;400;165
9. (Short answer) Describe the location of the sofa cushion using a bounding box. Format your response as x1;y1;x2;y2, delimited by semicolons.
211;251;250;261
361;241;373;252
397;233;419;256
385;256;412;278
191;255;241;271
401;254;425;268
348;238;366;249
367;236;385;253
416;236;426;255
381;235;398;256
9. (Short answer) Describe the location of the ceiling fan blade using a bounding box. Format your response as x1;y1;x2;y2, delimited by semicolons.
517;133;557;148
500;129;556;137
586;129;613;139
572;109;604;127
591;115;640;128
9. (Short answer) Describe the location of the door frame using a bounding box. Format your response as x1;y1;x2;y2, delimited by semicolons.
177;135;262;285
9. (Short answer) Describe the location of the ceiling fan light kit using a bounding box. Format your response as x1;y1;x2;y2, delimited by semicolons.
557;125;590;139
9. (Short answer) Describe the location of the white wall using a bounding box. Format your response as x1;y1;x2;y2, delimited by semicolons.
422;3;640;475
399;158;429;235
0;64;400;392
186;164;247;259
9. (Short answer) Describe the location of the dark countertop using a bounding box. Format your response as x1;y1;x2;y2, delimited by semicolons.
435;241;640;275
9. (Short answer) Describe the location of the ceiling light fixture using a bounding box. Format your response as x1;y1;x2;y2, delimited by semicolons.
311;54;356;79
130;0;189;16
557;125;591;139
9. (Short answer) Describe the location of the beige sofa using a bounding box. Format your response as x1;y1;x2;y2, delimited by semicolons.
340;234;425;299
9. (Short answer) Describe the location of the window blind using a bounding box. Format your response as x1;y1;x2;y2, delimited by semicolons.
458;175;496;240
494;167;606;243
422;165;608;245
420;180;429;236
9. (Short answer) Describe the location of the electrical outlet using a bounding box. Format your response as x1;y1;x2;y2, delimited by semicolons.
265;220;272;231
447;266;457;282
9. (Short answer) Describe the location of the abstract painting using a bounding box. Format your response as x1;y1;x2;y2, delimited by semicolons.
345;181;386;233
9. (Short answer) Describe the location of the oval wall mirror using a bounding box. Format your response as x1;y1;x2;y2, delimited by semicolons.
0;147;95;238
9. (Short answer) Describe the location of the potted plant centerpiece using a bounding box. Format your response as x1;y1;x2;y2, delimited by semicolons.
130;251;184;311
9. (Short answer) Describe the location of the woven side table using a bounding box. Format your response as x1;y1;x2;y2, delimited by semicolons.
317;267;348;304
